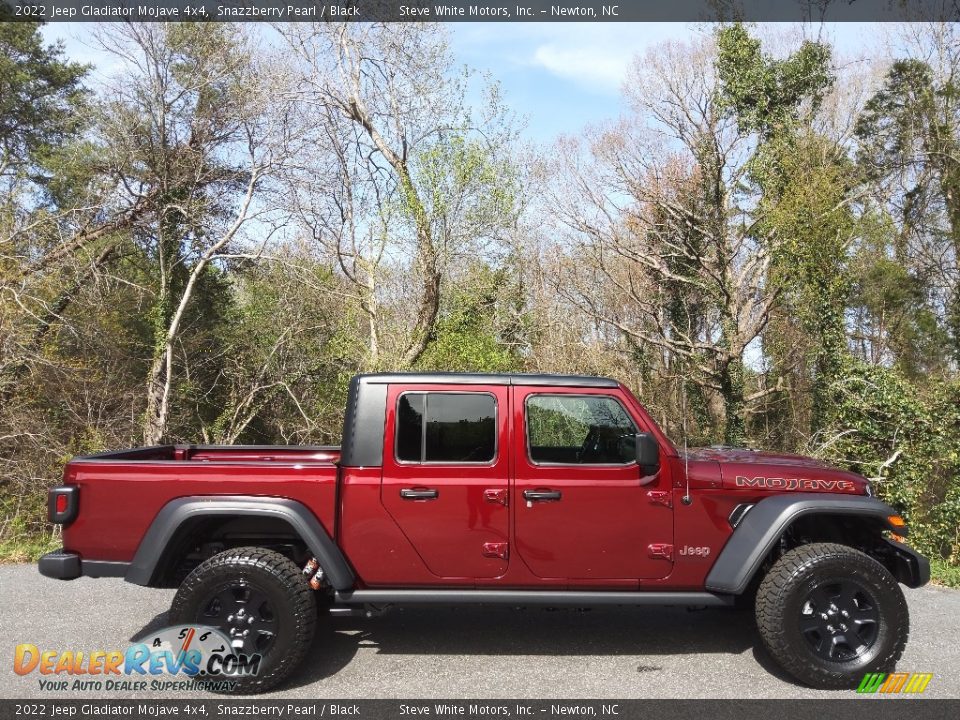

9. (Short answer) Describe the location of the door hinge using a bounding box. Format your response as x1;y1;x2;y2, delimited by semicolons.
647;543;673;561
647;490;672;508
482;542;509;560
483;488;508;506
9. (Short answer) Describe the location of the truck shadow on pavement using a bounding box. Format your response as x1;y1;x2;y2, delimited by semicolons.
298;605;797;690
132;604;799;691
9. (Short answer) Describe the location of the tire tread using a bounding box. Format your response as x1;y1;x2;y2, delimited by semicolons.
169;546;316;694
755;542;909;689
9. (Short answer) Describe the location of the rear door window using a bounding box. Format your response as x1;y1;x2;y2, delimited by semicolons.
396;392;497;463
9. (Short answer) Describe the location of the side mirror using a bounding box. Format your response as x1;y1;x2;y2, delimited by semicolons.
635;432;660;478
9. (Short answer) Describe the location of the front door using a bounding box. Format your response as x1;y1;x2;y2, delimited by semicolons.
513;387;674;580
381;384;510;579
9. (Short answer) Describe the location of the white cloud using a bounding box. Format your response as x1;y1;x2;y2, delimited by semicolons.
531;43;631;94
503;23;697;96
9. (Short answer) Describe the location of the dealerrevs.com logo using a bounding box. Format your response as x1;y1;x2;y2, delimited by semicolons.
857;672;933;694
13;625;260;693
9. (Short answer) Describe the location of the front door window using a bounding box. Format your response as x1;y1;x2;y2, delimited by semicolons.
526;394;637;465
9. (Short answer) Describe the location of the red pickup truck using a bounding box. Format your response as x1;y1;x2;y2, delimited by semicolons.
39;373;928;693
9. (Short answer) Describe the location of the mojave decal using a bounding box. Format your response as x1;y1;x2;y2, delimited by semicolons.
734;476;856;492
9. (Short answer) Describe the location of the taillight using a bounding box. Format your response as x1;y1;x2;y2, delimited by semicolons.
48;487;78;525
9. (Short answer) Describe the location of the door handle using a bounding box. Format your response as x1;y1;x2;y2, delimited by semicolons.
400;488;439;500
523;489;562;502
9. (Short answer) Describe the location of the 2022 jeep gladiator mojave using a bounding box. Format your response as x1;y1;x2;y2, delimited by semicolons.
39;373;929;692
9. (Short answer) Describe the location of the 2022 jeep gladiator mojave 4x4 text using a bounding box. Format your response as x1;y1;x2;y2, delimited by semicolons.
39;373;929;692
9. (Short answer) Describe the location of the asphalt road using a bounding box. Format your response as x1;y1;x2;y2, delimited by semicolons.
1;564;958;699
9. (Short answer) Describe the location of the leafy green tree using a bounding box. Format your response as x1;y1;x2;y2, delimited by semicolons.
716;23;833;139
856;53;960;363
417;264;524;373
0;22;88;183
848;215;951;377
717;24;852;436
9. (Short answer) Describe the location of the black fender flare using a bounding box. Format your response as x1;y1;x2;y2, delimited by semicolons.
125;496;355;590
704;493;903;595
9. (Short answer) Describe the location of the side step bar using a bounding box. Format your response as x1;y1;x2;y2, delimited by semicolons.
334;590;733;607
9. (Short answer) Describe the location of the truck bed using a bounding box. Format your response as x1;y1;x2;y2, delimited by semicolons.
60;445;341;564
78;444;341;464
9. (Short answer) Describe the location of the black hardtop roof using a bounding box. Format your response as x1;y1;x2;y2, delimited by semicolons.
354;372;619;388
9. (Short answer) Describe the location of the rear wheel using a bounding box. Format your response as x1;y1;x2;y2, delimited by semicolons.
169;547;316;693
755;542;908;689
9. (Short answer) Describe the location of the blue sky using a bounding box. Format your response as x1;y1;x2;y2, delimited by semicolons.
450;22;885;140
41;22;884;144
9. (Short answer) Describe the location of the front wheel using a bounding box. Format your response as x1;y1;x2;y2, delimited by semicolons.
755;542;909;689
168;547;317;693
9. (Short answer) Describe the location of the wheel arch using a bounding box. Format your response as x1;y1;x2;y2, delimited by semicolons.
125;496;355;591
704;493;915;595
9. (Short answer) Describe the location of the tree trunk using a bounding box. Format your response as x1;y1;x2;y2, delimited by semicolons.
719;355;747;446
940;142;960;364
142;352;169;446
343;99;441;368
141;171;259;445
143;222;175;446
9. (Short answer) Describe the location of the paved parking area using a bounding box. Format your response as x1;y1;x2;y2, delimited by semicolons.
2;564;958;699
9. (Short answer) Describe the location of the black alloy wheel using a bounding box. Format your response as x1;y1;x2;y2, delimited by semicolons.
755;542;909;689
199;580;279;656
169;547;317;693
798;578;880;662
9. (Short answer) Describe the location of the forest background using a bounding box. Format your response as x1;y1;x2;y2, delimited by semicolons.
2;19;959;584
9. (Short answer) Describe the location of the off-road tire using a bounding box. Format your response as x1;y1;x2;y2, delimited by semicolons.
169;547;316;694
755;542;908;689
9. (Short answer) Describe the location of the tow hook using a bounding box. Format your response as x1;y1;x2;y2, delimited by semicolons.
302;557;326;590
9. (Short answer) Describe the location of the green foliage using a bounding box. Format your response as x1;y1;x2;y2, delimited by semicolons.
856;59;939;178
716;23;833;138
930;558;960;588
417;133;518;232
199;257;358;445
526;395;633;449
820;356;960;563
763;134;854;428
0;527;59;564
526;398;591;448
417;264;522;373
0;488;58;563
856;57;960;362
0;22;89;179
848;215;952;377
717;25;849;437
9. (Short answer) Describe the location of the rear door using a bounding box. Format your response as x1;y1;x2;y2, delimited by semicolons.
380;384;510;579
513;387;674;580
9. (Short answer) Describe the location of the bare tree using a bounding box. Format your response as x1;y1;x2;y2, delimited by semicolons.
276;23;521;368
547;38;776;443
91;23;285;445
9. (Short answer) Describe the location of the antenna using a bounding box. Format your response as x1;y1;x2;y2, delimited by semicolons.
681;380;692;506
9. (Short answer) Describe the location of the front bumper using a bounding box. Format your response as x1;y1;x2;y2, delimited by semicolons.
883;538;931;588
38;549;81;580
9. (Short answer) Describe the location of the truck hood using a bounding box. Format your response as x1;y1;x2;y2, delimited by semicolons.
684;447;831;468
684;447;869;495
